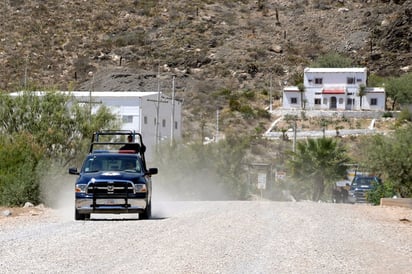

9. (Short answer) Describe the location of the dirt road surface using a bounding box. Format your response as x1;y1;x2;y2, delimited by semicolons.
1;201;411;274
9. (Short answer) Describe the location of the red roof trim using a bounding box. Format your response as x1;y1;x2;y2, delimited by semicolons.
323;89;345;94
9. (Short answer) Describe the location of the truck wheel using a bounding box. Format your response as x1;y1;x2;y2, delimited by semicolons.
140;203;151;220
75;209;86;221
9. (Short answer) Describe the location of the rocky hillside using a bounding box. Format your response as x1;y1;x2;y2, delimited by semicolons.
0;0;411;138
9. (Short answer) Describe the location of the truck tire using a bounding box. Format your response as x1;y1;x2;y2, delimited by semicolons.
75;209;88;221
140;202;151;220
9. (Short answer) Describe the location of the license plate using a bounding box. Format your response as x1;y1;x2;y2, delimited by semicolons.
97;199;124;205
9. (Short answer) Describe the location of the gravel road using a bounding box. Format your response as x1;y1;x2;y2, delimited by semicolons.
1;201;411;274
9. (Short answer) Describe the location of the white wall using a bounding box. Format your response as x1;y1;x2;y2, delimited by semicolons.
73;91;182;159
304;68;367;86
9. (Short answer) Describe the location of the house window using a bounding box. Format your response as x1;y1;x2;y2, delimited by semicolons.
347;92;354;95
339;98;344;104
144;116;148;124
291;97;298;104
347;98;353;105
370;98;378;106
357;78;362;82
315;78;323;84
162;119;166;127
347;77;355;84
314;98;321;105
315;92;322;95
122;115;133;123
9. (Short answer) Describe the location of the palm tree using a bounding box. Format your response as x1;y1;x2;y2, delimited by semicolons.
358;84;367;110
287;138;350;201
297;83;305;109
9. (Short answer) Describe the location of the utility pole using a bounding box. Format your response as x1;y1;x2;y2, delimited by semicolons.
170;75;176;146
293;119;297;153
147;67;168;149
215;108;220;142
24;56;29;89
88;71;94;123
155;67;161;147
269;73;273;112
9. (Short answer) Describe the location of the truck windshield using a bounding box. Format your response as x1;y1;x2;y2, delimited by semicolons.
83;156;142;173
352;177;381;187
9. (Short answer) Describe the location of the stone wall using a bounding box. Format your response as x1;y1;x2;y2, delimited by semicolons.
271;109;387;119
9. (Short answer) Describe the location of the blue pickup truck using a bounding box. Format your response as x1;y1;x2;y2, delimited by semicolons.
69;130;158;220
348;175;381;203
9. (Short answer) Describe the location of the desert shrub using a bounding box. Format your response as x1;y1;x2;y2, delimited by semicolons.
272;64;285;76
367;181;395;205
229;97;241;111
396;108;412;123
0;134;43;206
111;31;146;47
239;105;255;119
242;90;256;100
256;108;270;119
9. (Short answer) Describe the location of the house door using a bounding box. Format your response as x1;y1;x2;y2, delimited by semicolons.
330;97;337;109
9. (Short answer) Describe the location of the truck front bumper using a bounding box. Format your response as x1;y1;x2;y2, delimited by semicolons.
75;198;147;214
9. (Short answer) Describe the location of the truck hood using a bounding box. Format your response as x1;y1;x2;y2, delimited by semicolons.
77;171;147;185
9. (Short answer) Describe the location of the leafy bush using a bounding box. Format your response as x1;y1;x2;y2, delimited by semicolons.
229;97;241;111
242;90;256;100
359;125;412;198
367;181;395;205
255;108;270;119
311;53;353;68
239;105;255;119
397;108;412;123
0;134;43;206
0;91;118;206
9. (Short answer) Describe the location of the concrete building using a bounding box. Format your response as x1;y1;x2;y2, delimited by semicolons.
282;68;385;111
71;91;182;156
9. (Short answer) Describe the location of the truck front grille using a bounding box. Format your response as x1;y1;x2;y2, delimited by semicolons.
87;180;134;196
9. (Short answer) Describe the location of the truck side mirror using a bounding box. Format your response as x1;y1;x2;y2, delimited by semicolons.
69;167;79;175
147;168;158;175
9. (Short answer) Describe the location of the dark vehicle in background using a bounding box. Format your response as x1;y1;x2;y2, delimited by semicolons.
69;130;158;220
348;176;382;203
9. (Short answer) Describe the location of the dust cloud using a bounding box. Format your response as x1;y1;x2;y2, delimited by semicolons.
39;169;75;221
39;159;241;221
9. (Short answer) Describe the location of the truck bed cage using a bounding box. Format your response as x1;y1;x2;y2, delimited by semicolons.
89;130;147;170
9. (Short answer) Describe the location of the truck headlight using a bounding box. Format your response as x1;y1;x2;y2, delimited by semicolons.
75;184;88;193
134;184;147;193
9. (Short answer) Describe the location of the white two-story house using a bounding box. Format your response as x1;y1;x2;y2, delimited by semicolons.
282;68;385;111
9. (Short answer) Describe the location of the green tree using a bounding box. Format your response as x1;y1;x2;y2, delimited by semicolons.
311;53;353;68
358;84;367;109
0;91;118;205
359;124;412;198
367;73;385;87
385;73;412;110
0;91;117;165
287;138;350;201
297;83;305;109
